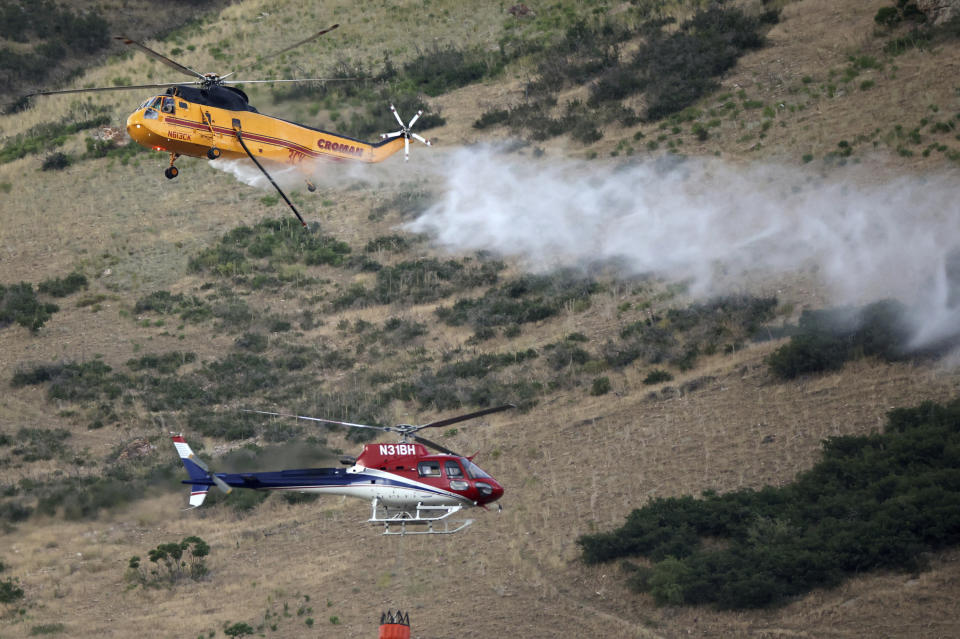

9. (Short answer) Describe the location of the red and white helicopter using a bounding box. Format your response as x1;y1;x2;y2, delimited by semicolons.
172;404;513;535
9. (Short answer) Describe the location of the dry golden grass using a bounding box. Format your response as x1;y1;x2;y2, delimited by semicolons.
4;346;958;639
2;0;960;637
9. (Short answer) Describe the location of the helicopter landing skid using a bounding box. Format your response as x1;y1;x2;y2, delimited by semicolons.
369;497;474;535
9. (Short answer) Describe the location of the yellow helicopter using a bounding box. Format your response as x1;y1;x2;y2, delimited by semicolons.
26;25;432;225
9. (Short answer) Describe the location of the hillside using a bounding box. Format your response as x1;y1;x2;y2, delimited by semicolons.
1;0;960;637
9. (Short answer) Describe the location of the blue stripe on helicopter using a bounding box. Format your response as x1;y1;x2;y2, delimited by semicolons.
182;468;457;499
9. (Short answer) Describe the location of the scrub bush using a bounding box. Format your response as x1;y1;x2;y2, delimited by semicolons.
579;397;960;608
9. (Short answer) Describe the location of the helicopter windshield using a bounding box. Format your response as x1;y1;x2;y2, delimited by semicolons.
143;96;163;120
462;458;491;479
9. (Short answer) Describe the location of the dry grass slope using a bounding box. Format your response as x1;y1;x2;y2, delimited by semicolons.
1;0;959;637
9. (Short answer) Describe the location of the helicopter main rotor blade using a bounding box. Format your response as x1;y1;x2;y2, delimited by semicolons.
243;409;389;432
412;434;461;457
114;35;205;80
260;24;340;62
24;81;199;98
415;404;516;432
223;77;352;85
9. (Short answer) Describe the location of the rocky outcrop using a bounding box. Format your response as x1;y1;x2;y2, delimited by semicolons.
916;0;960;24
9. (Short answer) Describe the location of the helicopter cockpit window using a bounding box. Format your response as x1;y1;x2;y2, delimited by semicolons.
462;459;491;479
160;97;175;114
417;461;441;477
143;96;162;120
444;461;464;478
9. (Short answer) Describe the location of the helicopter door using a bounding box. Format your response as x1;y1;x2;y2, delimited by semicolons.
445;460;469;491
199;111;215;142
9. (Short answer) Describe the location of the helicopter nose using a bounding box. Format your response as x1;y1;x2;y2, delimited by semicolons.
488;480;504;503
126;112;146;145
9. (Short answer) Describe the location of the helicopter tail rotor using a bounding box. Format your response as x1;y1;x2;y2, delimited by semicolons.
381;104;432;161
172;434;231;509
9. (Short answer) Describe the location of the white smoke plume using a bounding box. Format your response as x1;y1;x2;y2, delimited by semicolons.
209;152;432;192
208;157;305;190
405;146;960;350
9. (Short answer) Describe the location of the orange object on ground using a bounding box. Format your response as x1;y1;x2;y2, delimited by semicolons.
379;610;410;639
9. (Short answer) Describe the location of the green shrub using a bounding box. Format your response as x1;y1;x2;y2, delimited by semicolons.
37;272;87;297
15;360;117;401
125;351;196;374
605;296;775;372
212;298;254;331
188;217;352;277
0;282;59;332
36;472;147;520
767;300;919;379
381;317;428;343
11;362;61;387
402;43;491;96
29;623;65;635
128;536;210;587
590;376;612;395
386;348;541;412
643;369;673;384
365;234;410;253
235;332;268;352
435;271;598;329
874;1;926;31
333;258;503;309
473;108;510;129
199;353;278;401
579;397;960;609
0;499;33;522
875;6;901;26
0;576;24;607
134;290;210;322
0;1;108;52
41;152;71;171
224;622;255;638
222;488;268;514
10;427;71;462
482;6;778;139
31;360;124;402
0;112;111;165
186;410;259;440
545;342;591;370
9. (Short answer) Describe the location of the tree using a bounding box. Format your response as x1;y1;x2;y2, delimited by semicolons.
128;536;211;587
